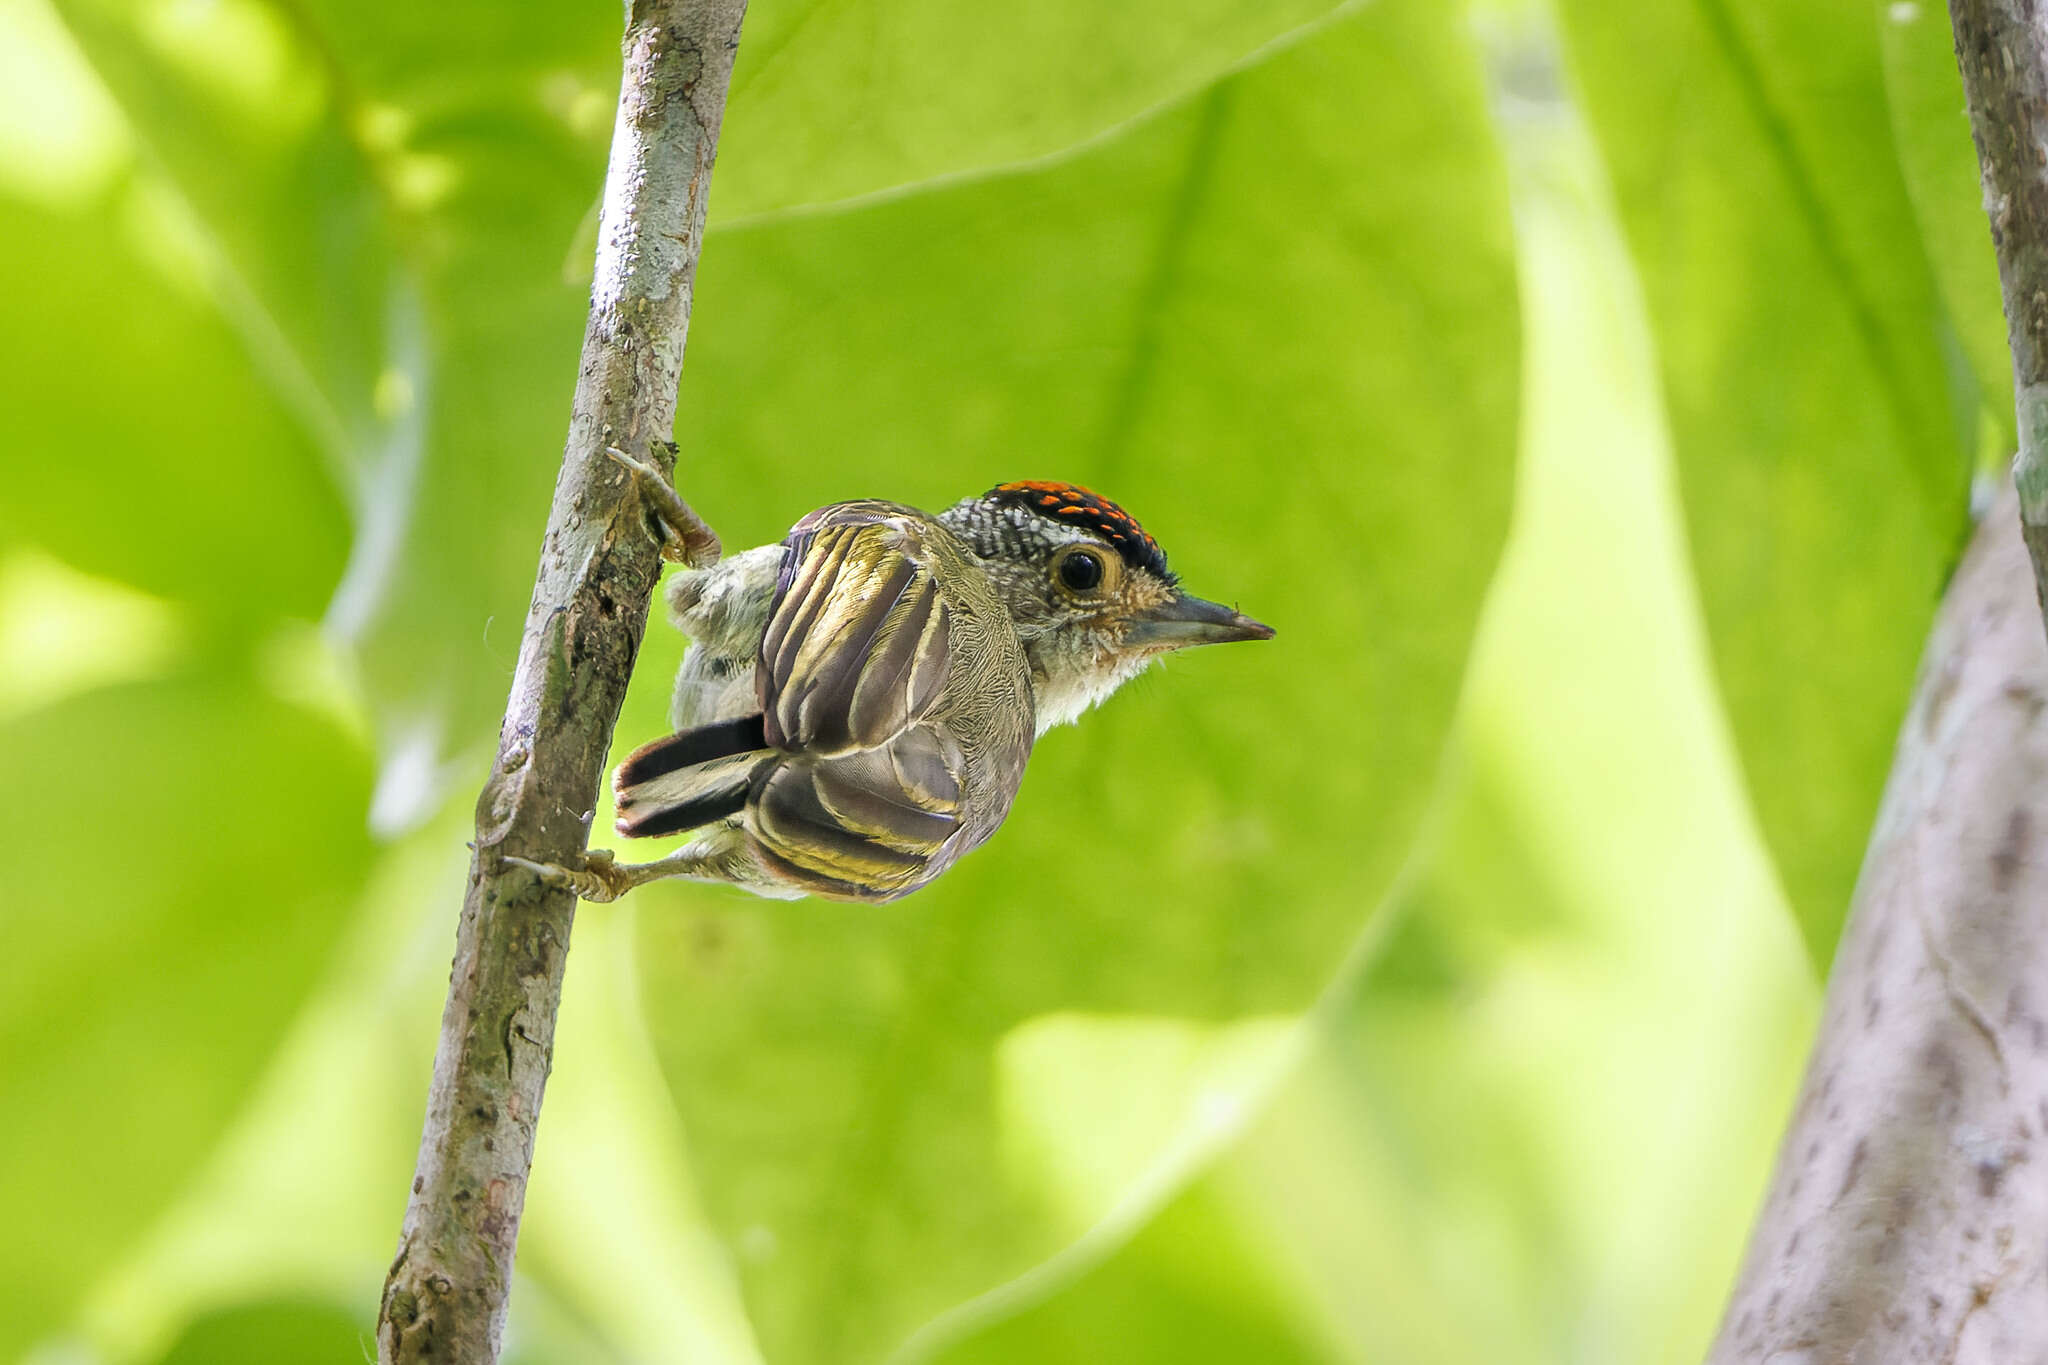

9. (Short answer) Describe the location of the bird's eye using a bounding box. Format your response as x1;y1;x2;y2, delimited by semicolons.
1057;548;1106;593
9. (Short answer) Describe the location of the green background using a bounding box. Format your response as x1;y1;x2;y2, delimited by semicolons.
0;0;1993;1360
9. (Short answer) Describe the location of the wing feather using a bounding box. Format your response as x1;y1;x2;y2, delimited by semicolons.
742;502;997;897
908;602;951;719
753;764;930;884
847;574;937;746
807;755;959;852
791;553;917;751
883;723;962;812
763;527;851;689
758;508;957;758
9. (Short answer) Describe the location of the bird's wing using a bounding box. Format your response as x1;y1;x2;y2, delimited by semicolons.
750;728;966;899
749;502;971;898
757;501;957;758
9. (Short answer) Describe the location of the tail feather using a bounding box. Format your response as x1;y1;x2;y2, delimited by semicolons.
614;713;770;839
615;713;767;786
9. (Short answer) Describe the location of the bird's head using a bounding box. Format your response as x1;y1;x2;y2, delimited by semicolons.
938;480;1274;733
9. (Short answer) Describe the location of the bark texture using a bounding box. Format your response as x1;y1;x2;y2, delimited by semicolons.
1951;0;2048;617
1707;483;2048;1364
377;3;747;1360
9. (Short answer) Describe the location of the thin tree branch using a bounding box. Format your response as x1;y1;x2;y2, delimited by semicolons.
1951;0;2048;625
377;2;747;1360
1707;480;2048;1364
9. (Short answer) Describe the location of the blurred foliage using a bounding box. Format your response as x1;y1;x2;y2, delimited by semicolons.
150;1301;369;1365
1880;0;2012;456
630;1;1516;1357
0;0;1998;1360
1550;0;1975;963
0;666;372;1359
918;106;1818;1364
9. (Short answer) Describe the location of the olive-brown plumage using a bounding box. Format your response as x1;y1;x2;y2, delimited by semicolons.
521;481;1272;904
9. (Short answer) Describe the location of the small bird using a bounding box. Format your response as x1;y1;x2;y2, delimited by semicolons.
516;473;1273;904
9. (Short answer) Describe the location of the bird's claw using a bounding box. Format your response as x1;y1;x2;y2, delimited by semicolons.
605;442;722;569
504;848;631;903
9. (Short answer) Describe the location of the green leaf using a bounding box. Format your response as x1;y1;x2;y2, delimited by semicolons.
713;0;1355;218
290;0;1359;221
52;0;404;478
630;2;1517;1360
294;0;1383;769
0;185;350;627
338;102;617;795
139;1290;632;1365
1552;0;1973;962
51;0;1378;796
928;119;1821;1361
944;732;1810;1361
0;672;372;1359
49;0;605;787
920;743;1809;1365
926;1178;1332;1365
48;803;769;1365
1879;0;2012;451
151;1300;370;1365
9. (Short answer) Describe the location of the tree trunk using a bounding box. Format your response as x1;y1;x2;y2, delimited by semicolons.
1707;481;2048;1363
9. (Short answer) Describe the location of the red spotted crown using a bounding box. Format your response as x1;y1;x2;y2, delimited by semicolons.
986;481;1172;581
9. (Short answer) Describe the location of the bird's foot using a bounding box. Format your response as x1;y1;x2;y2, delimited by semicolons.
505;845;718;902
605;442;721;569
505;848;637;903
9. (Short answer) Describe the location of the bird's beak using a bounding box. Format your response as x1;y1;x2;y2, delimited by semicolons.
1125;593;1276;650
